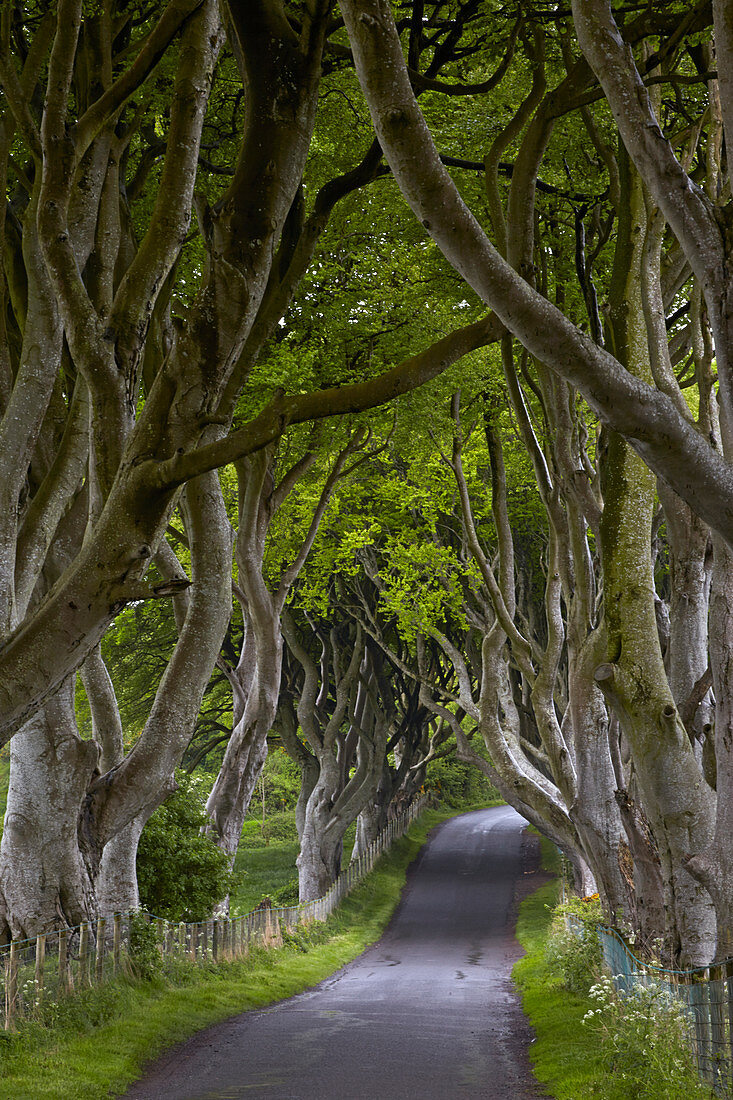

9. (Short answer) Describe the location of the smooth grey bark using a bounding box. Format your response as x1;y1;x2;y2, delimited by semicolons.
95;818;145;915
86;471;233;850
592;156;716;964
473;59;630;921
0;679;98;940
659;486;713;743
282;615;393;902
297;701;392;902
352;800;380;862
570;0;733;435
0;469;231;936
687;539;733;956
205;611;281;863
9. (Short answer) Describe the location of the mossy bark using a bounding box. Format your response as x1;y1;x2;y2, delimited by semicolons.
596;156;715;964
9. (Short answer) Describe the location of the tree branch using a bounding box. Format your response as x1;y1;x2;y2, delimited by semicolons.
156;314;503;488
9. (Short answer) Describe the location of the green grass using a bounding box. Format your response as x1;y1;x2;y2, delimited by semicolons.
231;832;299;912
513;877;608;1097
0;807;453;1100
231;812;357;913
513;842;715;1100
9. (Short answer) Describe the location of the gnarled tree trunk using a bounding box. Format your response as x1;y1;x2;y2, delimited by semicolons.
0;679;98;940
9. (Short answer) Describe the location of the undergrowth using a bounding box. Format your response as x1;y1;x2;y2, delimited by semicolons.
514;845;715;1100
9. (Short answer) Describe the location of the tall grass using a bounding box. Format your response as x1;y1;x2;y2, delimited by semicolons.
231;811;357;913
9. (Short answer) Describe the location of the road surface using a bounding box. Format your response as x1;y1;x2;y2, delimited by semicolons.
123;805;546;1099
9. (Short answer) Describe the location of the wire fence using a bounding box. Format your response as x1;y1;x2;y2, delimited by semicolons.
1;793;429;1031
597;924;733;1096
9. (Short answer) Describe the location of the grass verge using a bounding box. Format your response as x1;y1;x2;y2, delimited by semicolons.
513;876;608;1097
0;807;455;1100
513;842;715;1099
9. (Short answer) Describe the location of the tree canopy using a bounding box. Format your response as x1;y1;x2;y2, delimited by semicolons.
3;0;733;968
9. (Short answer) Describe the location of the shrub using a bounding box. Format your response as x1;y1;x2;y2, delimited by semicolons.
239;818;268;848
425;738;500;808
128;913;163;981
266;879;300;908
260;811;299;846
545;893;604;995
137;773;235;921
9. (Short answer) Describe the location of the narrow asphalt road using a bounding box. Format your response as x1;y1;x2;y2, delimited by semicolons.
123;806;547;1100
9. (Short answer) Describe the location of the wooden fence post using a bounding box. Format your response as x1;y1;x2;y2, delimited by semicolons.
5;941;18;1030
79;922;90;986
212;919;219;963
727;960;733;1090
113;914;121;974
34;933;46;1009
58;927;70;995
709;964;726;1090
95;916;106;984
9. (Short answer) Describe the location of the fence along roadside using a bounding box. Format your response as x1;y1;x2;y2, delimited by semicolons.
596;923;733;1096
1;793;429;1031
562;859;733;1097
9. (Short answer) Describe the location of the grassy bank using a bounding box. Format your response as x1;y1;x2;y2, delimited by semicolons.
0;807;453;1100
230;812;357;913
513;873;608;1096
513;845;714;1099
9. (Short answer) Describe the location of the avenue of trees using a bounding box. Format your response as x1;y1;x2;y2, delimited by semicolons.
2;0;733;969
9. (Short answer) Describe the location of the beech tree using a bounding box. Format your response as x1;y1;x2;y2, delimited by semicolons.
203;425;372;871
0;0;501;743
0;0;500;935
8;0;733;969
338;0;733;963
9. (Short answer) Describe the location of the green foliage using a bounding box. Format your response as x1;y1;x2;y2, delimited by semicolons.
230;833;300;915
546;894;604;995
127;915;163;982
136;775;233;922
583;974;710;1098
261;812;299;846
239;809;299;850
514;878;714;1100
82;598;178;743
426;736;500;809
266;879;300;908
259;750;301;816
231;810;359;914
